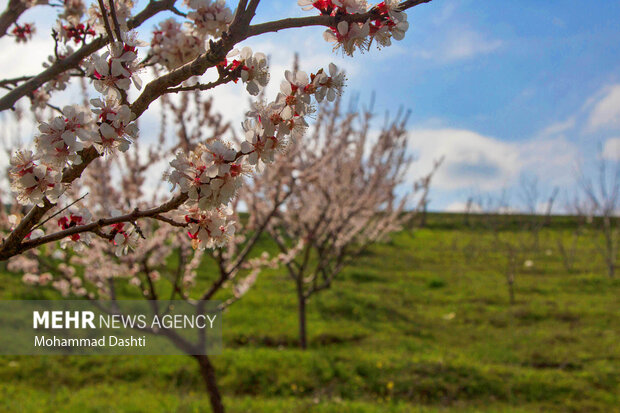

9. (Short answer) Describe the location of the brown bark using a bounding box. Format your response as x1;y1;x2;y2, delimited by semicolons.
297;280;307;350
0;0;28;38
194;354;225;413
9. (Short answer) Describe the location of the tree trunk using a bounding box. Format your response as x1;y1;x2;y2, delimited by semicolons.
419;202;428;228
506;253;516;305
507;275;515;306
297;281;307;350
194;354;225;413
604;218;615;278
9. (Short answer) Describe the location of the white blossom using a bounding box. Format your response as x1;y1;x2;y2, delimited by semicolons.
240;118;286;167
91;98;138;154
184;205;236;249
89;40;142;99
167;142;246;209
9;151;64;207
323;20;371;56
313;63;346;102
35;105;93;167
276;70;312;119
228;47;270;96
87;0;134;34
150;19;205;70
185;0;233;38
113;229;140;256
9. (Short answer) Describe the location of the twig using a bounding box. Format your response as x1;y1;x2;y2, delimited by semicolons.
164;76;235;94
45;102;64;115
31;193;89;231
0;75;32;88
0;0;177;111
107;0;124;42
9;193;189;257
97;0;117;43
246;0;432;38
153;214;187;227
169;6;186;17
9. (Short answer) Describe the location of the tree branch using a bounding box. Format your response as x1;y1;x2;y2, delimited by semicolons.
227;189;290;275
0;0;41;38
0;75;32;89
0;0;178;111
0;193;188;259
245;0;431;38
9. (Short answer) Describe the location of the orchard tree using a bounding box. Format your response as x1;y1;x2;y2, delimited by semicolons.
467;192;522;305
518;176;558;250
2;92;288;413
243;97;439;349
577;155;620;278
0;0;435;411
554;194;589;273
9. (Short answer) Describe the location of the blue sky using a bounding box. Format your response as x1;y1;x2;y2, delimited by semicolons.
2;0;620;211
243;0;620;211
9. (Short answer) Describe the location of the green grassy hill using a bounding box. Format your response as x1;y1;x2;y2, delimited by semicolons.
0;214;619;412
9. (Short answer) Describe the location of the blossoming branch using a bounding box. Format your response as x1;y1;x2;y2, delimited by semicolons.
0;0;432;261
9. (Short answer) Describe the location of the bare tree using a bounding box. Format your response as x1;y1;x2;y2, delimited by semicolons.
518;176;558;250
244;99;439;349
463;195;475;227
470;191;522;305
554;194;589;273
578;156;620;278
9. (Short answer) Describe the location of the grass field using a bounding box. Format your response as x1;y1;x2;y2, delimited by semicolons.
0;213;619;412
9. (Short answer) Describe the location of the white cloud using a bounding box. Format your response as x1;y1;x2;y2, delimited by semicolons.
0;35;53;80
408;128;519;190
409;27;502;63
603;137;620;160
0;0;60;79
540;117;576;137
407;128;579;191
587;84;620;131
408;0;502;63
433;1;459;24
516;136;579;186
441;29;502;61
